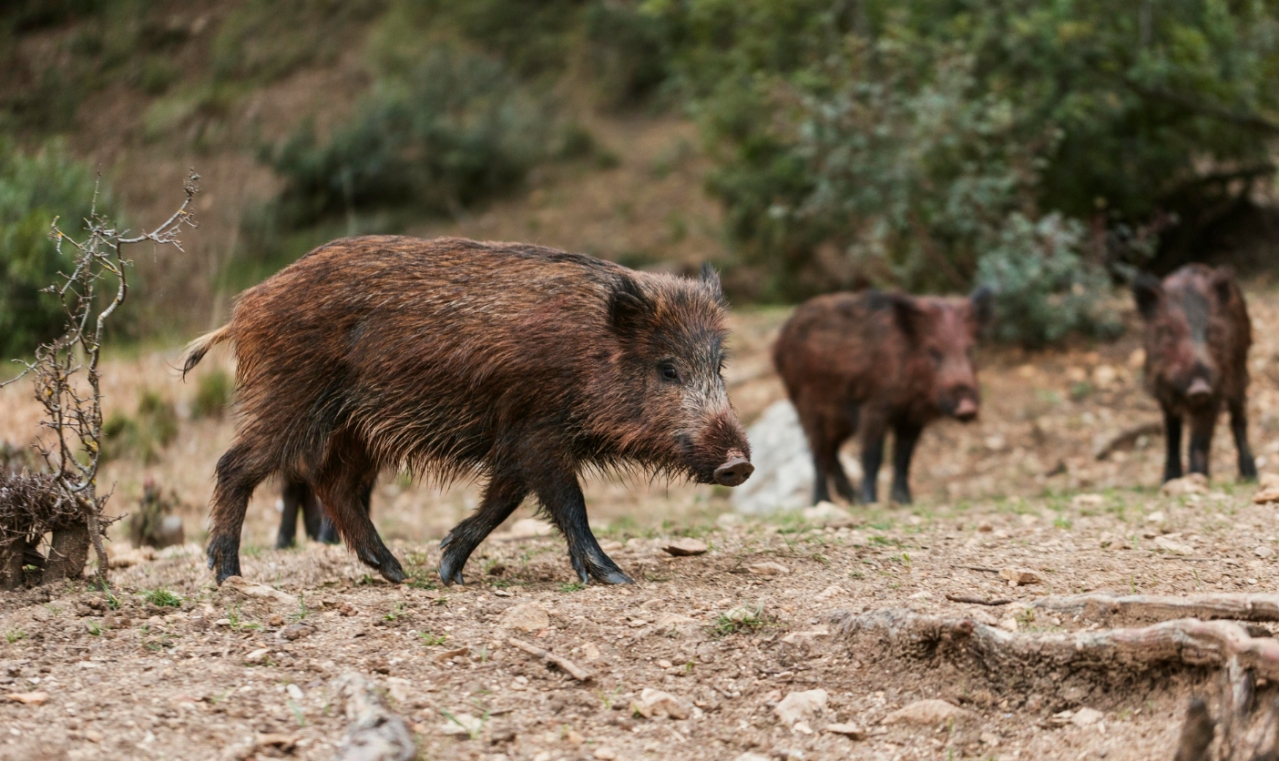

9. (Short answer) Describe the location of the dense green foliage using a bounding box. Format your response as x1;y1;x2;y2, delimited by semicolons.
0;140;114;359
648;0;1279;343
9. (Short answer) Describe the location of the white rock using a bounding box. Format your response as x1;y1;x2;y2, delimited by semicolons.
731;400;859;514
244;648;270;666
882;699;974;726
631;688;692;720
814;585;845;601
747;561;789;576
1256;546;1275;559
499;603;550;632
593;748;618;760
1145;511;1166;524
802;501;856;528
1161;474;1208;497
1072;707;1104;727
1154;536;1194;555
774;689;828;725
440;711;483;737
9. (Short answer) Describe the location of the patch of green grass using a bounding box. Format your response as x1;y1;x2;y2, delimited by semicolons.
712;606;772;637
384;602;407;621
143;588;182;608
86;621;101;636
5;630;25;644
420;631;448;647
558;582;586;593
407;578;437;590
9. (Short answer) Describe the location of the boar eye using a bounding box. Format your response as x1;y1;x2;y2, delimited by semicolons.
659;363;681;383
928;348;944;364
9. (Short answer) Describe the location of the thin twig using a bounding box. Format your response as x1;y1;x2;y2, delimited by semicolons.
506;637;594;682
945;594;1012;606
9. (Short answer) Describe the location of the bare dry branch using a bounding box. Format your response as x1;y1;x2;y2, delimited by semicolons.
1034;593;1279;625
507;637;595;681
1094;421;1163;460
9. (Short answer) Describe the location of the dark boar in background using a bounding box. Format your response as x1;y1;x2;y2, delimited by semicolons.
774;289;992;505
1132;265;1256;482
274;479;372;549
184;236;751;586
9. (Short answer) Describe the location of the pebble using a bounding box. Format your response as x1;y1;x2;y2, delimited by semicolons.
631;688;692;720
747;561;789;576
499;603;550;633
244;648;270;666
286;683;303;701
733;755;772;761
1154;536;1194;555
774;689;827;725
5;691;48;706
883;699;974;726
662;538;709;557
1072;707;1104;727
1256;546;1275;558
593;748;618;760
999;568;1043;586
824;722;865;739
1161;474;1209;497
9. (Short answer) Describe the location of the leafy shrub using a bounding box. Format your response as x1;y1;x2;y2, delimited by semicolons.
0;140;115;359
191;368;232;419
103;390;178;464
264;47;552;228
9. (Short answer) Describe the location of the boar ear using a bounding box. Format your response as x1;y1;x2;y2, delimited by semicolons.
699;263;726;306
888;293;926;343
1210;267;1237;305
609;274;653;337
968;285;995;327
1131;272;1162;320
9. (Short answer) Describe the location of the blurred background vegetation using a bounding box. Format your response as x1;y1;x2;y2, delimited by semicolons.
2;0;1278;357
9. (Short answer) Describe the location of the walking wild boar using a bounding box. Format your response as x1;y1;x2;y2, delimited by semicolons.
184;236;752;586
1132;265;1256;482
774;288;992;505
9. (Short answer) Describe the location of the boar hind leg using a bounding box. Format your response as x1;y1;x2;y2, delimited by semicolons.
807;414;856;505
208;440;276;583
858;414;888;504
1161;405;1184;483
314;482;363;545
535;469;632;585
439;474;528;586
1229;398;1258;482
889;421;923;505
314;441;405;583
274;480;306;549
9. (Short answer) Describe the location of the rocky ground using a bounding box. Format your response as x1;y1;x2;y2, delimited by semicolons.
2;288;1279;761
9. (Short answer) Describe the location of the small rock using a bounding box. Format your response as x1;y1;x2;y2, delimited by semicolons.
434;647;470;663
824;722;864;739
577;643;602;663
630;688;692;720
774;689;827;725
1072;707;1104;727
662;538;708;557
5;691;48;706
977;522;993;533
1154;536;1194;555
747;561;789;576
267;614;285;627
1256;546;1275;559
1161;474;1209;497
593;748;618;760
440;712;483;738
1254;488;1279;505
814;585;845;600
281;623;313;641
245;648;271;666
286;684;304;701
781;627;830;646
1145;511;1166;524
499;603;549;632
802;501;855;528
999;567;1043;586
883;699;973;726
979;731;1000;746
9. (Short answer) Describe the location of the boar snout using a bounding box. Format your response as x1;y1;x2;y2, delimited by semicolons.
714;456;754;487
1186;377;1213;402
952;397;979;422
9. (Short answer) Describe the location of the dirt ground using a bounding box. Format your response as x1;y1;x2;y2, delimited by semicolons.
2;289;1279;761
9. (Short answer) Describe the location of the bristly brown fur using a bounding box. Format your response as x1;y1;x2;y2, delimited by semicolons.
193;236;750;587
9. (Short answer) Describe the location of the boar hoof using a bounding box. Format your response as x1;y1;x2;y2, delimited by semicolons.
592;568;635;585
207;536;241;584
438;556;467;586
572;552;634;585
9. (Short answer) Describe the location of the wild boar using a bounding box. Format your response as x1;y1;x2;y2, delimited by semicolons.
1132;265;1256;482
184;236;752;586
774;288;992;504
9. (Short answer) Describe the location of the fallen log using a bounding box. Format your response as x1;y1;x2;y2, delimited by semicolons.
1034;593;1279;625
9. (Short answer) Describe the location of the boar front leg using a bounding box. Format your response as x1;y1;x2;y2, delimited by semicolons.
858;412;888;504
534;468;632;585
439;473;527;586
1229;397;1258;482
889;420;923;505
1161;404;1183;483
314;434;405;583
1187;406;1218;478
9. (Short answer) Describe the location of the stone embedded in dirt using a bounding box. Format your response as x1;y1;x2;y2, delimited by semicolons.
748;561;790;576
1145;511;1166;524
218;576;299;616
1161;474;1209;497
662;538;709;556
108;546;156;569
439;711;483;738
577;642;602;662
824;722;865;739
245;648;271;666
980;731;1000;746
434;647;469;663
1254;487;1279;505
999;567;1042;586
802;501;856;528
592;747;618;760
281;623;313;641
5;691;48;705
774;689;827;725
631;688;693;720
499;603;550;632
815;585;845;601
781;627;830;646
1257;546;1276;558
334;673;416;760
1072;707;1104;727
883;699;974;726
1154;536;1194;555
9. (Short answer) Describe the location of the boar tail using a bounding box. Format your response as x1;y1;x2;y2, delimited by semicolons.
182;325;233;379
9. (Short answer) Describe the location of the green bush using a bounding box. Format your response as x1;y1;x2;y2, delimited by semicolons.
0;139;115;359
264;47;553;228
211;0;386;84
191;368;232;419
103;390;178;464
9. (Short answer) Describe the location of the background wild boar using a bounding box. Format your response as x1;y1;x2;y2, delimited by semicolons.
274;479;370;549
774;289;992;505
1132;264;1256;482
184;236;751;586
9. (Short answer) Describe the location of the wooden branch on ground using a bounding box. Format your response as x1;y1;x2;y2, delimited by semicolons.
1095;421;1163;460
1034;593;1279;625
945;594;1012;606
832;608;1279;681
507;637;594;682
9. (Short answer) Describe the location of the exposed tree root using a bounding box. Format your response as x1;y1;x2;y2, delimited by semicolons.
1035;593;1279;626
1095;421;1163;460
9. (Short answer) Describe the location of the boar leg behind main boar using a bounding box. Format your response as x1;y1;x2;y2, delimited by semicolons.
808;421;857;506
312;432;406;583
1161;406;1184;483
890;421;923;505
208;438;278;582
533;469;633;585
275;479;308;549
858;412;889;504
1187;406;1219;478
439;473;529;586
1228;398;1258;481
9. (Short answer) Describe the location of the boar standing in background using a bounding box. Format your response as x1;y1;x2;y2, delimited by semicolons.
184;236;752;586
774;289;992;505
1132;265;1256;483
274;479;372;549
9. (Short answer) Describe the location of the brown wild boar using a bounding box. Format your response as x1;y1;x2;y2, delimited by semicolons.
184;236;752;586
774;288;992;504
1132;265;1256;482
274;479;370;549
